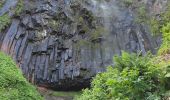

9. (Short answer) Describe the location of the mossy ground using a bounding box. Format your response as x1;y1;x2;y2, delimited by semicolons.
38;87;81;100
51;91;81;97
0;52;43;100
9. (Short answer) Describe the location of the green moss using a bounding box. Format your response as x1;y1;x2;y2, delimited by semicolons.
0;0;24;32
149;17;160;35
0;52;43;100
122;0;133;7
51;91;81;97
77;16;90;34
75;40;90;47
147;2;170;35
0;0;5;8
91;43;100;49
135;4;148;23
0;0;11;32
78;17;84;24
146;2;170;35
124;1;170;35
90;27;106;40
14;0;24;16
129;1;170;36
48;19;60;30
0;14;11;31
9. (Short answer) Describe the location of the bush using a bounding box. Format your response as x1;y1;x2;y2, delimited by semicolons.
158;22;170;55
0;52;43;100
76;52;165;100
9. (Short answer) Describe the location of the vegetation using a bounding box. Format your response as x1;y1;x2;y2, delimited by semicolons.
121;0;170;35
51;91;81;97
90;27;106;40
142;1;170;35
0;0;5;8
76;52;168;100
0;52;43;100
14;0;24;16
0;0;24;32
122;0;133;7
148;2;170;35
0;14;11;31
158;23;170;55
48;19;60;31
135;4;148;23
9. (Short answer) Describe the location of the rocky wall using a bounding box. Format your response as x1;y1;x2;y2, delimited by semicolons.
0;0;163;90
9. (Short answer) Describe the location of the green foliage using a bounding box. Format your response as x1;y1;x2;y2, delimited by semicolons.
90;27;105;40
76;52;165;100
149;17;160;35
14;0;24;16
0;0;5;8
51;91;81;98
0;52;43;100
135;4;148;23
158;23;170;55
149;2;170;35
0;0;24;32
129;1;170;35
75;40;90;48
48;19;60;30
0;14;11;31
123;0;133;7
153;56;170;91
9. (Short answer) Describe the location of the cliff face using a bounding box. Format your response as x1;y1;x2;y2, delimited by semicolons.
0;0;166;90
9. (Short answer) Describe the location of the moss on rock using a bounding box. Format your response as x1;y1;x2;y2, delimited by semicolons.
0;0;5;8
0;0;24;32
0;14;11;31
14;0;24;16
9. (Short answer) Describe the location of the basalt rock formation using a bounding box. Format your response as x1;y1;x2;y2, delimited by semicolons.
0;0;166;90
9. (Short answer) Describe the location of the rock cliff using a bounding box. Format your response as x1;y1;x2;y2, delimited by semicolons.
0;0;166;90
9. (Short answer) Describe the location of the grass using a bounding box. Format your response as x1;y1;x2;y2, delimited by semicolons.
0;52;43;100
50;91;82;97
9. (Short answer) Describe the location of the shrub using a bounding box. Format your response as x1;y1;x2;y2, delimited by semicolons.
158;22;170;55
76;52;165;100
0;52;43;100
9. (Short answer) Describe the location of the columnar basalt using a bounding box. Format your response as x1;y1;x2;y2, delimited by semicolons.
0;0;163;90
